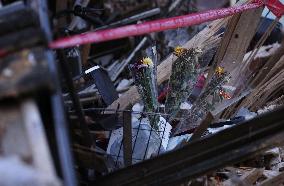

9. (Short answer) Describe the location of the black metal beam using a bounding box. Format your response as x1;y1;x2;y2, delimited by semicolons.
46;51;78;186
57;50;93;147
95;106;284;186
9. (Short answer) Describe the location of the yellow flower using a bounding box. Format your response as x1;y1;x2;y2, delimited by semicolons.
141;57;153;67
215;66;225;76
174;46;186;57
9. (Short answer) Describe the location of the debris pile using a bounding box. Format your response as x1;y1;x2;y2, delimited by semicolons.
1;0;284;185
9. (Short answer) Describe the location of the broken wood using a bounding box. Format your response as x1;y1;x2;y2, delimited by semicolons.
259;171;284;186
0;100;60;184
251;39;284;87
207;4;263;88
189;112;214;142
223;168;264;186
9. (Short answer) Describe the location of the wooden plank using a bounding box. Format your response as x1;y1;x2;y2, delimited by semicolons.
263;170;280;179
21;99;57;178
260;171;284;186
258;55;284;88
123;111;132;166
56;0;68;27
245;44;280;86
222;52;284;116
81;43;92;68
189;112;214;142
0;105;32;160
251;40;284;88
0;100;60;184
223;168;264;186
240;68;284;110
73;149;108;172
207;5;263;88
267;94;284;106
241;168;264;185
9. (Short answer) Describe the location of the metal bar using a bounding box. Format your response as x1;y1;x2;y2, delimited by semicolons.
27;0;52;41
46;51;78;186
49;2;263;49
57;50;93;147
123;111;132;167
94;8;161;31
95;106;284;186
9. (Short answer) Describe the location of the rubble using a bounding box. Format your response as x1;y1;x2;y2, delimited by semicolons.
1;0;284;185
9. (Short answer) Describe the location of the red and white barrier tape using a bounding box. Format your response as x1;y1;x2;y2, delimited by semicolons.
49;0;284;49
49;1;263;49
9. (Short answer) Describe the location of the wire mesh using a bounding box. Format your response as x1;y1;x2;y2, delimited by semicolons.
104;110;171;170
